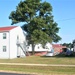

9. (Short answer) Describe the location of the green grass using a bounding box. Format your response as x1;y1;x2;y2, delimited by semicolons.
0;56;75;75
0;56;75;65
0;65;75;75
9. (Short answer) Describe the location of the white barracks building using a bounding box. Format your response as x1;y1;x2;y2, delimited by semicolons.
0;26;28;59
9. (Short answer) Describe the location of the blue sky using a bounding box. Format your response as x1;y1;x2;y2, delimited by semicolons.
0;0;75;44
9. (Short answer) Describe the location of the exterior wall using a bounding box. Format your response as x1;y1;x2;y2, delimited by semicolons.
35;44;48;52
27;43;52;52
0;26;26;59
0;32;10;59
9;26;26;59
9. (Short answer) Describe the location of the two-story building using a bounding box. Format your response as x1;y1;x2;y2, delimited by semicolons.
0;26;27;59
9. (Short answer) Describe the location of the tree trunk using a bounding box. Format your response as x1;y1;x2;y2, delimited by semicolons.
32;43;35;55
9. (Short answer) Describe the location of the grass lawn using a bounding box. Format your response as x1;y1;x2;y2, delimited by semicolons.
0;56;75;65
0;65;75;75
0;56;75;75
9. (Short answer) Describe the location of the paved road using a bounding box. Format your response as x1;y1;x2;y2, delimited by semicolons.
0;72;34;75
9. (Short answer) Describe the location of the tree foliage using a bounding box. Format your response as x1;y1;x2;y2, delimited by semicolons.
62;43;73;49
9;0;61;49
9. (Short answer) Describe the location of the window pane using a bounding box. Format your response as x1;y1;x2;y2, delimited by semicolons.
3;46;6;52
3;33;6;39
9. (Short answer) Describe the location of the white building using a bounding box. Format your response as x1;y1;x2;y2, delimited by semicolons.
27;42;53;52
0;26;27;59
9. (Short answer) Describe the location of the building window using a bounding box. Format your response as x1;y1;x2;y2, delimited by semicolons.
38;46;40;49
27;46;29;49
3;33;6;39
3;46;6;52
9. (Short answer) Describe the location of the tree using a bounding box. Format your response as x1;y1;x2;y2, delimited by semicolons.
62;43;73;50
9;0;61;54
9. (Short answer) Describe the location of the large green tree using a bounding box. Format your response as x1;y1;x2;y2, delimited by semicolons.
9;0;61;54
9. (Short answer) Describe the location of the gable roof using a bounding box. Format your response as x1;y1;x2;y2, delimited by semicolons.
0;26;17;32
53;44;66;48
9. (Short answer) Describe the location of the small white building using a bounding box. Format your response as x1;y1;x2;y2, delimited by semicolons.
0;26;27;59
27;43;53;52
27;42;53;56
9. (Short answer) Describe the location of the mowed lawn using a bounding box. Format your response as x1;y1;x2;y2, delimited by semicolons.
0;56;75;65
0;56;75;75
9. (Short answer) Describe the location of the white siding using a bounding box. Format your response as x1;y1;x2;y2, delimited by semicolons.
27;44;48;52
0;32;10;59
27;43;53;52
0;26;26;59
9;26;26;59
